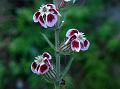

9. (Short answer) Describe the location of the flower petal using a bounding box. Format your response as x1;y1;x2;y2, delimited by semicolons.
42;52;52;60
81;40;90;51
46;13;57;27
43;58;49;63
47;4;56;9
33;11;41;23
33;64;43;75
71;39;81;52
39;63;49;74
49;9;61;16
31;62;38;73
38;15;47;28
66;29;79;38
43;58;53;70
64;34;77;45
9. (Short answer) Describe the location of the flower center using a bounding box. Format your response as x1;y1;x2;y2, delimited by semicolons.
42;7;47;12
78;35;83;40
35;56;43;63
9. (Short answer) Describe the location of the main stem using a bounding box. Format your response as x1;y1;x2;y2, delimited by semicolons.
55;28;61;89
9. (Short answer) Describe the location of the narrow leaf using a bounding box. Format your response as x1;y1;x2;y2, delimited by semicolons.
41;33;55;50
61;57;74;80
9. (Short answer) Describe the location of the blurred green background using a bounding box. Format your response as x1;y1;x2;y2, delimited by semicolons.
0;0;120;89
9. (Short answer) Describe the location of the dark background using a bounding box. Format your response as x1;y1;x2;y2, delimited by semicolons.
0;0;120;89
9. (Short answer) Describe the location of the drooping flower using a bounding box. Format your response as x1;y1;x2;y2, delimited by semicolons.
33;4;61;28
31;52;53;75
61;29;90;52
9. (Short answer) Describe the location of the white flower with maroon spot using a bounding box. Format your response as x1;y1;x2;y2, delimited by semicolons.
64;29;90;52
31;52;53;75
33;4;61;28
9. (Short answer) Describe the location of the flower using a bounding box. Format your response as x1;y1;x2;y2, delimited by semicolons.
31;52;53;74
33;4;61;28
63;29;90;52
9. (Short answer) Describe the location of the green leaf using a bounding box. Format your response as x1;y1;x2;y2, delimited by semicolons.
61;57;74;80
41;33;55;51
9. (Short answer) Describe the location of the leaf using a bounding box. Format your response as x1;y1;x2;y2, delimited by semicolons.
61;57;74;80
41;33;55;51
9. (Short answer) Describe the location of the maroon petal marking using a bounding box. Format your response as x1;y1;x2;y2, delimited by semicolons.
81;40;90;51
72;40;79;48
32;62;37;70
33;11;40;22
40;64;49;74
69;29;79;37
71;39;81;52
47;14;55;22
44;58;49;63
49;9;58;15
43;58;52;69
35;12;40;19
69;35;77;42
84;40;88;47
66;29;79;38
31;62;38;74
46;13;57;27
38;15;47;28
64;35;77;45
42;52;51;60
39;15;44;24
47;4;54;9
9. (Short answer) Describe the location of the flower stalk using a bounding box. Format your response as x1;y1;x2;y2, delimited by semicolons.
55;28;61;89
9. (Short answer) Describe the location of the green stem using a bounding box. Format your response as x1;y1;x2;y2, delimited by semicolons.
54;83;60;89
55;29;61;89
53;1;61;89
